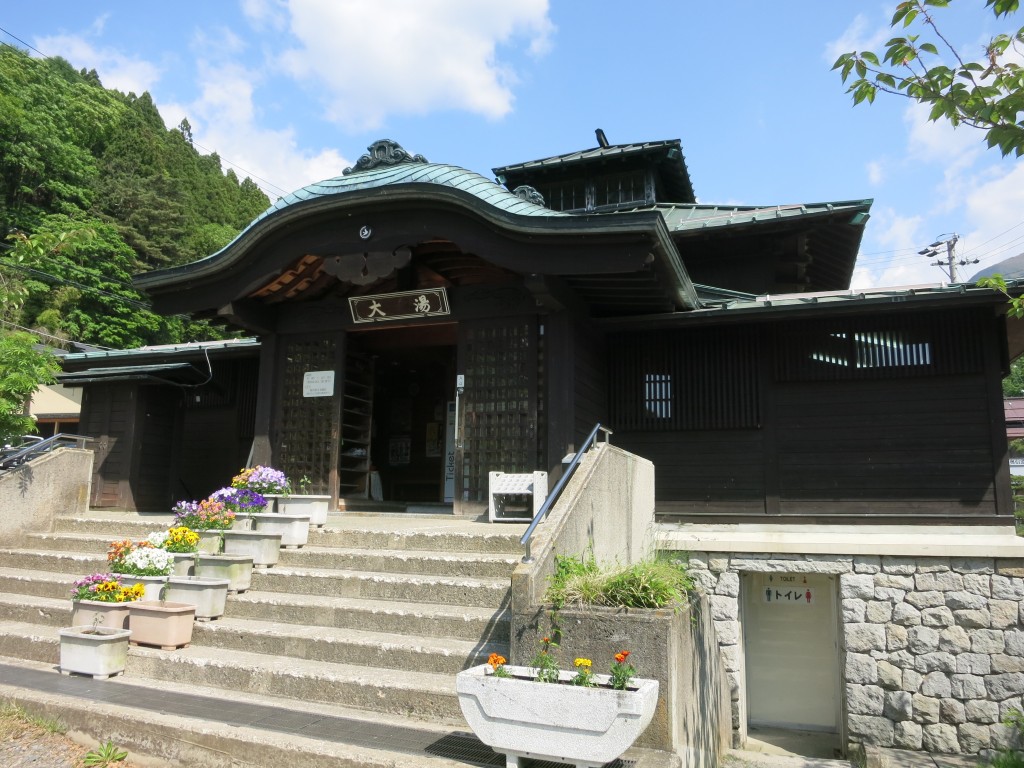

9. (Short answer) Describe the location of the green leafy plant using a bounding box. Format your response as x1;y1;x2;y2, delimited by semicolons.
570;657;595;687
545;554;692;610
530;636;561;683
83;739;128;767
609;650;637;690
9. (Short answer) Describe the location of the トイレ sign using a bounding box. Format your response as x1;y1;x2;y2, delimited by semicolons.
349;288;450;324
760;573;814;605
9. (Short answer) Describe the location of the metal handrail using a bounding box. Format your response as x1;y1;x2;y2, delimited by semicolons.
0;432;95;470
520;422;612;563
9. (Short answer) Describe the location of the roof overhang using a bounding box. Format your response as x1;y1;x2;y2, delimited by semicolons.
57;362;209;387
135;181;700;318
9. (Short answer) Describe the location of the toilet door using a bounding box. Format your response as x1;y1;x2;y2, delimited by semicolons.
743;572;839;730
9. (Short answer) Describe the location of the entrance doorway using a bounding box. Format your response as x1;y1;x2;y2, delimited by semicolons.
741;572;841;753
346;325;456;504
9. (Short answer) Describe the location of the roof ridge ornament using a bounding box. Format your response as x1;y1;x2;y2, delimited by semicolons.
512;185;546;207
343;139;428;175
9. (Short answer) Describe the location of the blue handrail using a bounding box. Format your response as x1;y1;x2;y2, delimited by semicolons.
519;423;612;563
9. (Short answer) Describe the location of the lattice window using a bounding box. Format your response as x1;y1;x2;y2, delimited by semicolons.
608;327;760;431
460;318;540;502
276;335;337;494
775;310;985;382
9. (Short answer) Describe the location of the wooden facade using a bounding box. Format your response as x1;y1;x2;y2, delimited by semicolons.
63;138;1016;522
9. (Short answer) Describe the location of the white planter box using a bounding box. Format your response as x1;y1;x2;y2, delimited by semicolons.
251;512;310;548
130;574;168;601
59;626;132;679
456;664;659;768
194;553;253;593
165;576;230;620
277;495;330;528
196;531;223;554
223;530;282;568
170;552;196;576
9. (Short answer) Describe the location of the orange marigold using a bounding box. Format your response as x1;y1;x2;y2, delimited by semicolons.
615;650;631;664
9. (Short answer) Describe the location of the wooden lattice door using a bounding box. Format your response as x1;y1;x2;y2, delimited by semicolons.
457;316;542;507
275;334;341;496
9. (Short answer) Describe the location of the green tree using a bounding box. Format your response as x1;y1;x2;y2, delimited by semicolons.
0;331;60;442
833;0;1024;157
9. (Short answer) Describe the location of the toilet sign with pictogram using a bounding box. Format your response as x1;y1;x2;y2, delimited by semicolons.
760;573;814;605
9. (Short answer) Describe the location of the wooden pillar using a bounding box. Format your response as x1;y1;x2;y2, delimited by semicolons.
251;335;278;467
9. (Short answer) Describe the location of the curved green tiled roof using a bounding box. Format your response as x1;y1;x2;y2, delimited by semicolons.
252;162;566;227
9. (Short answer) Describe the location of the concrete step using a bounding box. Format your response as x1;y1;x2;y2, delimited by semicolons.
225;590;510;641
0;547;106;575
192;616;507;674
0;592;68;628
0;567;69;600
53;513;176;536
250;565;510;609
0;622;466;721
2;658;681;768
276;545;519;578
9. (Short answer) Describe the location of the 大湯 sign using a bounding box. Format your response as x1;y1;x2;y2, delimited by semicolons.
349;288;450;324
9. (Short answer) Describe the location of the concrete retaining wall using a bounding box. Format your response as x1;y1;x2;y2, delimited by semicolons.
0;448;92;545
513;598;730;768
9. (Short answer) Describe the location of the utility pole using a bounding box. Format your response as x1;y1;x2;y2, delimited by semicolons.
918;234;978;283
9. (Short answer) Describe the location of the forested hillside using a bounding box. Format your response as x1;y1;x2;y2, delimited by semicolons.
0;44;270;348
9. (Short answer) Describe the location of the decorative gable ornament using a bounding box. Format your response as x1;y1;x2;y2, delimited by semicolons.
343;139;428;175
512;185;546;207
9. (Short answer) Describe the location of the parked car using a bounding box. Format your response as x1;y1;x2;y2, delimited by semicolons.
0;434;44;470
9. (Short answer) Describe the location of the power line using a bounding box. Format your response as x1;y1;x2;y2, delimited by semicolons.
0;25;48;58
0;318;117;350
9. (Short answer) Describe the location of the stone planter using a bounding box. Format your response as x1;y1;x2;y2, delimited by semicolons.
170;552;196;576
194;553;253;593
456;663;659;768
223;530;281;568
262;494;284;513
196;530;224;554
127;601;196;649
251;512;310;548
127;574;168;601
277;495;330;528
165;576;230;620
59;626;132;679
70;600;131;631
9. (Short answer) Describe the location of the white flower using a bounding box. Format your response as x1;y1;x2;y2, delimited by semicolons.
146;531;169;547
125;547;173;572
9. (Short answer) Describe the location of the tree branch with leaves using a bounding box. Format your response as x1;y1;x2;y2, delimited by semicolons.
833;0;1024;157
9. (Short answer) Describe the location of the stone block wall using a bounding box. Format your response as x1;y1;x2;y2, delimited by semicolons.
681;550;1024;757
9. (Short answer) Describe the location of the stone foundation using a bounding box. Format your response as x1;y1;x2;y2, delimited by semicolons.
677;548;1024;757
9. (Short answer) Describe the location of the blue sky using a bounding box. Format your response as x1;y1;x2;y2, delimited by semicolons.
3;1;1023;290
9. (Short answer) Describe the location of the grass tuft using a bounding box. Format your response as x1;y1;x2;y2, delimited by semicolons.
545;553;692;610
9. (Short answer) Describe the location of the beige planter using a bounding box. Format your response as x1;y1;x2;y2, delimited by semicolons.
251;512;310;548
70;600;131;631
223;530;281;568
196;531;223;554
127;601;196;649
165;576;230;620
59;626;132;679
277;495;330;528
170;552;196;576
125;574;168;601
195;553;253;593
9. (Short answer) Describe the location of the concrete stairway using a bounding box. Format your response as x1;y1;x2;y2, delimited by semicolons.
0;508;528;766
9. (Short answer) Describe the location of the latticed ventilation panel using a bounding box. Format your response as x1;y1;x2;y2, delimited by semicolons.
277;335;336;494
460;318;539;502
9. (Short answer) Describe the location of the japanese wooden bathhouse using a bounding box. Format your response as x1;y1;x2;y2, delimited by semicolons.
62;137;1020;523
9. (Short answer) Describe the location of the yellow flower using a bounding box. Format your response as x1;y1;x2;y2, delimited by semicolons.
574;658;592;669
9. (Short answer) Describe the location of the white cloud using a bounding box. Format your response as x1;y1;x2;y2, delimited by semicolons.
823;13;889;65
34;33;162;96
958;163;1024;274
853;208;938;289
867;160;884;185
277;0;554;130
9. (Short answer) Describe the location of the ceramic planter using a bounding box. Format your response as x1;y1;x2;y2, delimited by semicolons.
165;576;230;620
222;530;282;568
250;512;310;548
127;601;196;649
125;574;168;601
277;495;330;528
70;600;131;630
59;626;132;679
196;530;224;554
169;552;196;576
194;553;253;593
456;664;659;768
